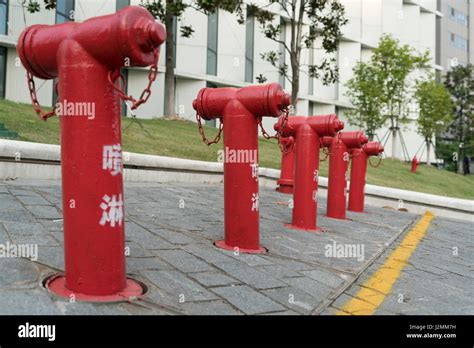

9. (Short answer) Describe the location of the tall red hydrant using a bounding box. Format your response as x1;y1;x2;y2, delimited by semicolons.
193;83;290;253
348;142;384;213
276;136;295;194
275;115;344;231
411;155;420;173
325;131;368;220
18;6;165;301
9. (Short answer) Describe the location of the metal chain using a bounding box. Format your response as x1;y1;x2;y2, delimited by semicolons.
369;154;383;168
27;72;58;121
320;146;330;162
108;50;159;110
196;112;224;146
258;107;290;140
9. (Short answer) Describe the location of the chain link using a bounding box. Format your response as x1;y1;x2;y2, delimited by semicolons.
108;50;159;110
320;133;343;161
27;72;58;121
320;146;330;162
196;112;224;146
258;107;290;140
369;153;383;168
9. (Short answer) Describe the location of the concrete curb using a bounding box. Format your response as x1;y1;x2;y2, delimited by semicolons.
1;139;472;215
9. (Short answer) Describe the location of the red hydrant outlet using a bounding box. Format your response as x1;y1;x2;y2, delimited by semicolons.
193;83;290;254
326;131;369;220
276;136;295;194
274;115;344;232
348;142;384;213
18;6;165;302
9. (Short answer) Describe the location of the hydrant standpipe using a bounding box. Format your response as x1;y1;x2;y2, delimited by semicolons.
276;136;295;194
326;131;368;220
18;6;165;301
348;142;384;213
275;115;344;231
193;83;290;253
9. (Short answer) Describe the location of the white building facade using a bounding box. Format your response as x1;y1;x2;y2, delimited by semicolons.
0;0;445;161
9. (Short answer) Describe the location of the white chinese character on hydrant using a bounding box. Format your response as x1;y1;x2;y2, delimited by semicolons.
103;144;123;176
312;190;318;203
313;169;319;182
251;192;259;212
99;194;124;227
250;163;259;182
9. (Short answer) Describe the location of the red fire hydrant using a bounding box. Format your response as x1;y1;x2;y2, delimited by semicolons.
411;155;420;173
348;142;384;213
274;115;344;231
276;136;295;194
326;131;368;220
193;83;290;253
18;6;165;301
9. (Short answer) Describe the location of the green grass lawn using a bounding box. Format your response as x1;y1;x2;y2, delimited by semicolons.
1;99;473;200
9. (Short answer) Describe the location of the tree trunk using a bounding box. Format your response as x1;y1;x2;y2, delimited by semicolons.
164;5;176;117
426;140;431;166
368;133;374;142
458;150;463;174
391;128;397;159
290;58;299;115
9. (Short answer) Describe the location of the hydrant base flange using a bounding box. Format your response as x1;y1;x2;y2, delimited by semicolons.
284;223;323;233
276;182;293;194
44;274;145;303
214;240;267;254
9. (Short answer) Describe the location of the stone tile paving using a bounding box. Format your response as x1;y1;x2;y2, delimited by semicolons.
323;216;474;315
0;179;471;315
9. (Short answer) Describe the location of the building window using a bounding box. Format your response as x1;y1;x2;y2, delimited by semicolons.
116;0;130;116
53;1;75;104
116;0;129;10
0;46;6;99
449;32;468;51
0;0;7;35
245;11;254;83
56;0;75;24
207;12;218;76
448;6;468;26
279;17;286;88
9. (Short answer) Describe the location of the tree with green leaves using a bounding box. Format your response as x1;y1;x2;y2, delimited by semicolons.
249;0;347;112
414;79;453;166
345;34;429;158
444;64;474;173
344;62;384;140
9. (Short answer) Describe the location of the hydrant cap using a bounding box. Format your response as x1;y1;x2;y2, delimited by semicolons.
266;83;290;116
335;119;344;132
149;22;166;47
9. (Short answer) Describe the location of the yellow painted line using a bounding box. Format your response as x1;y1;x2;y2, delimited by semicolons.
337;211;434;315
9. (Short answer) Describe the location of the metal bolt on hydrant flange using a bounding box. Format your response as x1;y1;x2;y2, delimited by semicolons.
18;6;165;302
274;115;344;232
324;131;369;220
348;142;384;213
193;83;291;254
276;136;295;194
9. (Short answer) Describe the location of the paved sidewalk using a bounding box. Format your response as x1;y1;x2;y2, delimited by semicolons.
0;179;471;315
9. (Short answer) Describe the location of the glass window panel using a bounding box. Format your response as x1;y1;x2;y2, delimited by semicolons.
0;46;6;99
207;12;218;76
